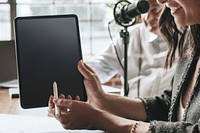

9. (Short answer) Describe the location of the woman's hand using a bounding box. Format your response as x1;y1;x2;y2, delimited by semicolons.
48;60;108;129
77;60;106;109
48;94;66;117
48;94;103;130
52;98;101;130
49;60;106;113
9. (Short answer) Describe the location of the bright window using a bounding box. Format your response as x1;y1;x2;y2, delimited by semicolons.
0;0;8;2
0;0;118;56
0;3;10;40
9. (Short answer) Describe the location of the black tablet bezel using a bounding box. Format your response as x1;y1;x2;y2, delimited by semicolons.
14;14;87;109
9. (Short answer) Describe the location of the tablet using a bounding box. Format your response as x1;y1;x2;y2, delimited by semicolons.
14;14;87;109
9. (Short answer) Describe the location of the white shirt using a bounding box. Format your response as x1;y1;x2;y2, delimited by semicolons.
86;23;177;97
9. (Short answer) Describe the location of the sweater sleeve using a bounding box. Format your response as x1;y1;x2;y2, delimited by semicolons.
147;121;200;133
141;88;172;121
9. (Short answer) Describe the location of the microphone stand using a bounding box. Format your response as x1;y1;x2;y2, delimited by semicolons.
120;27;129;96
113;0;136;96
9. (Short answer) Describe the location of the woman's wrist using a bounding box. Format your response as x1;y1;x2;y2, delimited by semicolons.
130;121;140;133
94;92;110;111
93;108;149;133
93;108;128;132
130;121;150;133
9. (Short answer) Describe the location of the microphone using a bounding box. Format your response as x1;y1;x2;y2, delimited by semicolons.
114;0;150;26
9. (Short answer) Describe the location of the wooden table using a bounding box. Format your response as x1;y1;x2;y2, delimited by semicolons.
0;88;48;116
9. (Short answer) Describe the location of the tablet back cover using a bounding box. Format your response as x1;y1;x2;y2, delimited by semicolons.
14;15;87;108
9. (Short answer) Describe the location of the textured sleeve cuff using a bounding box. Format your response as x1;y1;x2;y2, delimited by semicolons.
140;97;156;122
147;120;197;133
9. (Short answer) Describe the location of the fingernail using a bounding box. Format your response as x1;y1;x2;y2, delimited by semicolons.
75;95;80;101
53;98;58;103
81;60;84;66
59;94;65;98
67;95;72;99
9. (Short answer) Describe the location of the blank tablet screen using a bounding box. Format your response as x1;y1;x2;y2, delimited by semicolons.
14;14;87;109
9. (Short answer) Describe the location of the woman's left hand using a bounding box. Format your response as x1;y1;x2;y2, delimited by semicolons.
50;97;101;130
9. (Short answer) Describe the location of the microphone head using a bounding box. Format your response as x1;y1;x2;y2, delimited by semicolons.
137;0;150;13
113;0;150;27
122;0;150;25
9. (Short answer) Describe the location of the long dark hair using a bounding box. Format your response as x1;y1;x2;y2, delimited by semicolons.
159;7;200;68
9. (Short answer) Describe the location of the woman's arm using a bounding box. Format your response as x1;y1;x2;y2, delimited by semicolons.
50;96;150;133
100;93;147;121
77;60;147;121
